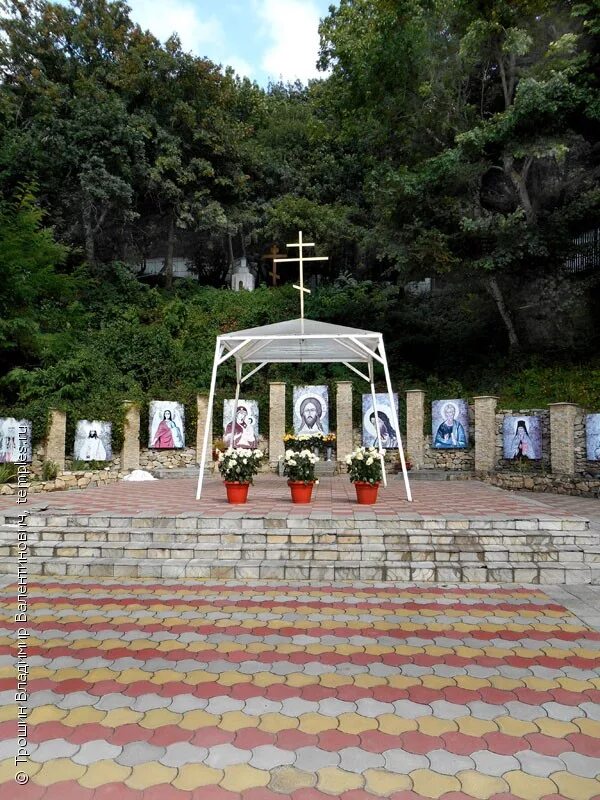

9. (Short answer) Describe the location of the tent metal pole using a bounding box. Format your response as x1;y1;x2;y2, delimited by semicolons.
369;360;387;488
241;362;268;384
196;338;222;500
229;361;242;449
378;336;412;502
342;362;370;382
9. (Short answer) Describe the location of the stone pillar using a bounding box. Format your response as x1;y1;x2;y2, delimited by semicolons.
406;390;425;469
269;382;286;464
196;395;213;464
549;402;578;475
121;401;140;471
474;396;498;472
45;409;66;471
336;382;353;461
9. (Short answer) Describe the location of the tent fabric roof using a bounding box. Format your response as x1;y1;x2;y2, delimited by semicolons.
220;317;380;364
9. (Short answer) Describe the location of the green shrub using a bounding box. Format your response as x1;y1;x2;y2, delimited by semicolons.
0;464;17;484
41;461;59;481
71;460;109;471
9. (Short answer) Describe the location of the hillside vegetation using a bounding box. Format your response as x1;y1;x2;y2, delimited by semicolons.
0;0;599;438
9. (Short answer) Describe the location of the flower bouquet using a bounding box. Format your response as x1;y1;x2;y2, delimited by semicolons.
283;448;319;503
345;446;384;504
323;432;336;461
217;447;264;503
283;433;323;453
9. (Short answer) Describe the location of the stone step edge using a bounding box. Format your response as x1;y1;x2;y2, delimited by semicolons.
1;525;594;541
2;516;591;530
2;556;595;571
2;558;595;584
4;533;597;548
8;539;596;555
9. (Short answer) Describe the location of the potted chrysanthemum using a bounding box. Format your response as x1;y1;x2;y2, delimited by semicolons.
345;446;384;504
217;447;264;503
283;448;319;503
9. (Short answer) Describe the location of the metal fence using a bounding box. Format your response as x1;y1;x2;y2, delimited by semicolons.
565;229;600;274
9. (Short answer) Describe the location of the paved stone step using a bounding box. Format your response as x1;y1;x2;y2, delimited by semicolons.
0;525;600;552
151;467;209;479
9;539;596;564
403;470;475;481
4;515;592;533
2;556;596;584
0;514;600;541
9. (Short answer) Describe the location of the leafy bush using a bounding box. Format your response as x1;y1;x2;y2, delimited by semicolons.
283;449;319;483
41;461;59;481
345;447;384;484
0;464;17;484
217;448;264;483
71;460;110;472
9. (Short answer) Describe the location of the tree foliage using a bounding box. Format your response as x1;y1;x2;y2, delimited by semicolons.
0;0;598;424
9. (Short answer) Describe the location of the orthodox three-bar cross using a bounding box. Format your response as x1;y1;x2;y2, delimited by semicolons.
261;244;287;286
274;231;328;333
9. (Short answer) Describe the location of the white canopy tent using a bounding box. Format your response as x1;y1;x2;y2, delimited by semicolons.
196;317;413;502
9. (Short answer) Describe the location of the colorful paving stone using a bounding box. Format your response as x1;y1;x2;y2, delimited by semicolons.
0;579;599;799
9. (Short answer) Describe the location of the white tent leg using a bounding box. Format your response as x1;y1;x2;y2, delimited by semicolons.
369;360;386;488
378;337;412;502
229;361;242;449
196;338;222;500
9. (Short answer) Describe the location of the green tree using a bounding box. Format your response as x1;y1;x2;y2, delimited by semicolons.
0;187;74;371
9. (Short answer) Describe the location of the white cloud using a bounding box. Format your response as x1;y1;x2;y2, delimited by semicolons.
127;0;224;55
255;0;324;84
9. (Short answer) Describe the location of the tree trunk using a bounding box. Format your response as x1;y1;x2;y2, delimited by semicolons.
486;275;521;351
503;155;535;222
164;212;175;289
227;232;234;267
82;202;95;265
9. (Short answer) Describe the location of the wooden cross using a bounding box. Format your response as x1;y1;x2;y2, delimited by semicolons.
261;244;287;286
274;231;328;332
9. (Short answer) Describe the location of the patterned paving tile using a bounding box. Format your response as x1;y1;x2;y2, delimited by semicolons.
0;475;591;517
0;578;599;798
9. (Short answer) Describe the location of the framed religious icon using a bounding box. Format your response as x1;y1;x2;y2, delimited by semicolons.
362;394;399;448
0;418;32;463
223;399;259;449
293;386;329;435
586;414;600;461
74;420;112;461
149;401;185;449
432;399;469;449
502;415;542;460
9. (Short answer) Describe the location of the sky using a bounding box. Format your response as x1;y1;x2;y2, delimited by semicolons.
123;0;334;86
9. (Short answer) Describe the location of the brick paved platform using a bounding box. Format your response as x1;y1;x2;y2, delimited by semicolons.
0;475;592;518
1;578;599;799
0;474;600;519
1;478;598;584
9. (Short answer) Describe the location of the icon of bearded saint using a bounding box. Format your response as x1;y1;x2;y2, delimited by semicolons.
297;397;324;433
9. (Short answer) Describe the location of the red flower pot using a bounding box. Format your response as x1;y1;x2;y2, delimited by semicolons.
288;480;314;504
354;481;380;504
224;481;250;504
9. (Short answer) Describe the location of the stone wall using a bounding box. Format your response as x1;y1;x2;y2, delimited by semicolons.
64;454;122;473
482;471;600;497
0;468;128;495
29;445;45;477
140;447;197;471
